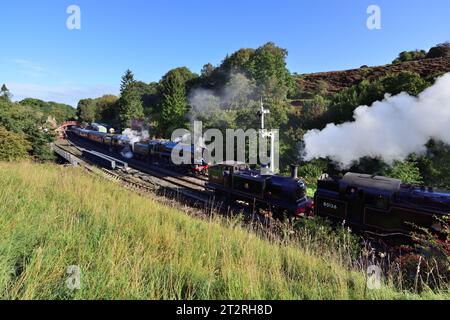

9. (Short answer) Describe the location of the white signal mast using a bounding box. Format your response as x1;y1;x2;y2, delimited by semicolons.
258;99;276;174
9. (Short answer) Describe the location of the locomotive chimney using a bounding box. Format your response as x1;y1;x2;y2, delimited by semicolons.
290;165;298;179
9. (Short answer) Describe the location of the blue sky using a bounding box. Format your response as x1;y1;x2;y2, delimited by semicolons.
1;0;449;106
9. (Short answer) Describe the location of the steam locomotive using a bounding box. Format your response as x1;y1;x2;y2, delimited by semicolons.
207;162;313;217
70;127;208;174
314;173;450;236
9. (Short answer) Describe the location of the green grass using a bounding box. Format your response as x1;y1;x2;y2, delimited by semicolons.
0;162;448;300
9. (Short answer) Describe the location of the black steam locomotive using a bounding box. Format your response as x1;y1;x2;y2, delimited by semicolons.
133;140;208;174
314;173;450;236
70;127;208;174
207;162;313;217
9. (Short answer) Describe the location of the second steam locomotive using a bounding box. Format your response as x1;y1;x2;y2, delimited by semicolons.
71;127;208;174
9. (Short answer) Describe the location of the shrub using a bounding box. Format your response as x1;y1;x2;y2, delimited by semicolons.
426;42;450;59
380;71;428;96
0;126;32;161
298;159;328;187
392;50;427;64
384;158;423;184
397;215;450;292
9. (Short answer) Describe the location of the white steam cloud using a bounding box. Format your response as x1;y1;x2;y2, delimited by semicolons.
303;73;450;167
120;128;150;159
121;128;150;145
188;73;257;121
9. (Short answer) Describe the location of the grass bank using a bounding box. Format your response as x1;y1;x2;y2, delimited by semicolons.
0;162;447;299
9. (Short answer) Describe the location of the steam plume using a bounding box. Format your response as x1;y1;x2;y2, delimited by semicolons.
303;73;450;167
188;73;257;121
121;128;149;145
120;128;150;159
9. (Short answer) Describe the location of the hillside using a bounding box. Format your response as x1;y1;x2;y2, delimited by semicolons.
0;162;448;299
296;56;450;95
19;98;76;124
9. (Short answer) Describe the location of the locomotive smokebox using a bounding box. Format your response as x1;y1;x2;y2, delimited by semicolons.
290;165;298;179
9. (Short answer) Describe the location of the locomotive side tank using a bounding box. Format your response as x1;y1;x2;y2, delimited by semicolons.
111;135;131;152
314;173;450;235
133;142;150;160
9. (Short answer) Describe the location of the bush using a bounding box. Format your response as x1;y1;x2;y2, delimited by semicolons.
384;158;423;184
380;71;428;96
25;128;55;162
416;140;450;189
298;159;328;186
0;126;32;161
0;100;56;162
426;42;450;59
397;215;450;292
300;95;330;129
392;50;427;64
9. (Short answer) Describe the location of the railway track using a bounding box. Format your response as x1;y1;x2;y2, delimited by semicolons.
52;142;212;206
60;137;208;190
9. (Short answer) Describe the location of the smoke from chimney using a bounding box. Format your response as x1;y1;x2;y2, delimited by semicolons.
188;72;257;122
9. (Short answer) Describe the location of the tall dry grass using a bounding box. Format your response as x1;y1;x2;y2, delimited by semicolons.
0;162;448;300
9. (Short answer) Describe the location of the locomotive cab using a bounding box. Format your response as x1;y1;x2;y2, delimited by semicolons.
208;161;248;189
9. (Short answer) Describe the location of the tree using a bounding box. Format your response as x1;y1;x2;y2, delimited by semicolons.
20;98;76;124
159;67;196;136
77;98;97;123
248;42;294;91
251;43;294;127
226;43;294;131
201;63;215;78
25;127;55;162
0;84;12;102
417;140;450;189
220;48;255;74
120;69;135;95
0;93;66;162
117;70;146;130
118;83;144;130
96;95;119;125
385;158;423;184
0;126;31;161
300;95;330;130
